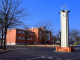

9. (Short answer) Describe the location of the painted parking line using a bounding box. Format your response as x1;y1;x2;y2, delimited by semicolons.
12;48;26;50
26;59;31;60
16;48;26;49
12;49;16;50
41;56;46;58
48;57;53;59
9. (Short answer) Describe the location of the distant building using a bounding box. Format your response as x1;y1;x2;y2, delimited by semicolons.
6;27;55;45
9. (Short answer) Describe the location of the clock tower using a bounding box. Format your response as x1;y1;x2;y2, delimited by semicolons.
60;10;70;47
56;5;74;52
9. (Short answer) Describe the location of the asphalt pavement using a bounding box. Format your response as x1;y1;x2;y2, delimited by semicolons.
0;45;80;60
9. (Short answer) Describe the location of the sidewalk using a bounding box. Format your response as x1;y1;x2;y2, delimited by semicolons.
7;44;60;47
7;44;77;47
26;45;60;47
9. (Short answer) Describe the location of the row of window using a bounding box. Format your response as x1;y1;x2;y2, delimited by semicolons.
51;37;54;38
17;37;25;40
17;30;34;35
51;40;54;42
17;31;24;34
16;37;34;40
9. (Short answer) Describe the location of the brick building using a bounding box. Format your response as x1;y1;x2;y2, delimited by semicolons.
6;27;54;45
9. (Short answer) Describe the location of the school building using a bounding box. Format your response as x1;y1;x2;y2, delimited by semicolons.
6;27;54;45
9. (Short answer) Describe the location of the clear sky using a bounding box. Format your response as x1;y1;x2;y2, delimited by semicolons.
20;0;80;34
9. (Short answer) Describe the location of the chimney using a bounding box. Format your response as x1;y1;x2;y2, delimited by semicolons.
32;27;34;31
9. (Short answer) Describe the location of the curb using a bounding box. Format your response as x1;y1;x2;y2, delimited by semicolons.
0;49;11;54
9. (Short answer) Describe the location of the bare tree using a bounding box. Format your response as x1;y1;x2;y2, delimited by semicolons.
41;31;49;45
69;29;80;42
34;20;55;45
75;37;80;43
24;30;31;46
56;30;61;45
0;18;5;48
34;20;55;34
0;0;28;50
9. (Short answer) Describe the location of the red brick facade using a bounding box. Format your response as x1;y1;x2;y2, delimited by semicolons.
6;27;54;45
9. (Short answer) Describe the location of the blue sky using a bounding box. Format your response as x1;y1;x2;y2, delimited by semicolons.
20;0;80;34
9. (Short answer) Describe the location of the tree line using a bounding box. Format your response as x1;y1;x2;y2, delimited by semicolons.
55;29;80;45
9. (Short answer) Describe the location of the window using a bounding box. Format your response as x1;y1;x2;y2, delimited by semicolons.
21;31;23;33
17;37;25;40
47;33;50;40
19;37;21;39
20;37;22;40
27;38;29;40
31;33;32;35
33;33;34;35
23;31;25;34
31;38;32;40
17;37;19;39
22;37;25;40
17;30;25;34
19;31;21;33
51;37;54;38
27;38;30;40
17;31;19;33
21;31;24;34
17;31;20;33
51;40;54;42
32;38;34;40
16;37;21;39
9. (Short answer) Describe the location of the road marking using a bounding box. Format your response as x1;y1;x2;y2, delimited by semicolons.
26;59;31;60
16;48;26;49
12;49;16;50
41;56;46;58
48;57;53;59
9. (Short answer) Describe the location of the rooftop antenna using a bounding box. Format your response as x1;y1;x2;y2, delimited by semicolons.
61;4;68;11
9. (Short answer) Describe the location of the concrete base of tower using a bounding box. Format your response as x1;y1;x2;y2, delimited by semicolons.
56;47;74;52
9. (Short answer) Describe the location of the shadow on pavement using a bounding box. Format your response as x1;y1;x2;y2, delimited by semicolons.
74;50;80;52
0;46;3;49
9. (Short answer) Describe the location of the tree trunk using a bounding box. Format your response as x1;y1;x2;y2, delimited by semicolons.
1;28;3;47
1;21;3;47
43;41;44;45
1;34;3;47
45;40;46;45
25;40;26;46
54;37;55;45
3;27;7;50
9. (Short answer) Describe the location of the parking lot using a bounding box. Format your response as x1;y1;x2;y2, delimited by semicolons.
0;45;80;60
